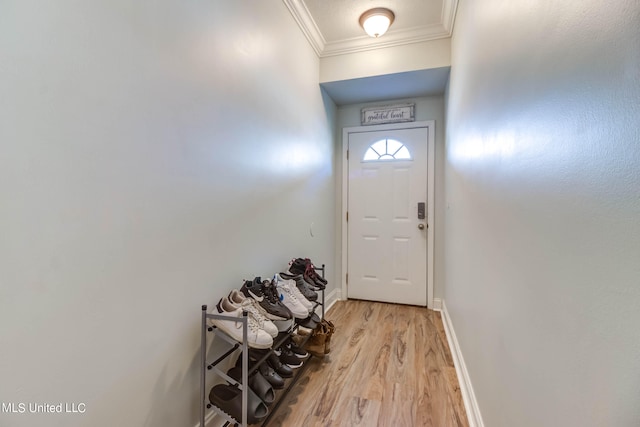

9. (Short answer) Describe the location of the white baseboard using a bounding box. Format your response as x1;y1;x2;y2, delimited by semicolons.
440;300;484;427
323;288;340;313
432;297;443;311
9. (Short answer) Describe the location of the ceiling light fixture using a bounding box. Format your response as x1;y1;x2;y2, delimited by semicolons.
359;8;395;38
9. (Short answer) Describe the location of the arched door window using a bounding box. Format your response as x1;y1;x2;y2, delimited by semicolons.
362;139;412;161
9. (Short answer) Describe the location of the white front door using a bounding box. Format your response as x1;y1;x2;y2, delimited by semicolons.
347;125;431;306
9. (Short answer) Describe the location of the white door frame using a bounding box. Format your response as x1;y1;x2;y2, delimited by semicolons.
341;121;435;308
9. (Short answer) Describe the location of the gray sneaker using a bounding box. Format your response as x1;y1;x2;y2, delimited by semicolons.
278;272;318;302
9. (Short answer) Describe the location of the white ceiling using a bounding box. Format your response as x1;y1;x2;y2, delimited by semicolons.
283;0;458;105
283;0;457;57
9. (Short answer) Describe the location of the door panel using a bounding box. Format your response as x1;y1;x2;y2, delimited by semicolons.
347;127;428;306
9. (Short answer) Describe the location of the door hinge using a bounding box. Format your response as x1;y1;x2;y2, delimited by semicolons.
346;149;349;160
346;211;348;222
346;273;348;284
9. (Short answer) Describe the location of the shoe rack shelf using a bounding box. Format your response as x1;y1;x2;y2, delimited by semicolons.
199;266;326;427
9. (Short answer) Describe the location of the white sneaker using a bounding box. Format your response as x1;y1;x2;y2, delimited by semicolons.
228;289;279;338
211;297;273;349
275;273;313;313
274;274;312;319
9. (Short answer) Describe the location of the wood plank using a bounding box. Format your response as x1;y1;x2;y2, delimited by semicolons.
267;300;469;427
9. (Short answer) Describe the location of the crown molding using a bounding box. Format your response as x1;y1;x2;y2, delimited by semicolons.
321;24;449;57
441;0;460;34
282;0;325;56
284;0;458;58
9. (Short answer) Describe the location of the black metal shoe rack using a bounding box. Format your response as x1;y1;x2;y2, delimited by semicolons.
199;265;326;427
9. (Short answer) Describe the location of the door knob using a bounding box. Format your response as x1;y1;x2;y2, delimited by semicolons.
418;223;425;230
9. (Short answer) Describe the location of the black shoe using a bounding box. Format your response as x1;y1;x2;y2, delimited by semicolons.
296;311;321;328
288;258;327;290
258;361;285;389
302;258;328;287
246;348;295;378
240;277;293;322
236;351;286;389
295;314;318;330
209;384;268;424
278;272;318;301
227;366;275;405
266;352;293;378
286;339;309;358
278;347;304;368
288;258;306;275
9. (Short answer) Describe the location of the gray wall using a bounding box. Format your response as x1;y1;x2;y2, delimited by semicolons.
0;1;336;426
335;96;446;302
445;0;640;426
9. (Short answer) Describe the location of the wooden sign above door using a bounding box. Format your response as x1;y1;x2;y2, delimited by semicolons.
361;103;415;126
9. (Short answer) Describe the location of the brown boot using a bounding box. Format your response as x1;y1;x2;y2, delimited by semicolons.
323;320;335;354
291;332;305;347
304;323;327;357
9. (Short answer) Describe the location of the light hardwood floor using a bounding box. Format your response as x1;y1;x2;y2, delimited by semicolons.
268;300;469;427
